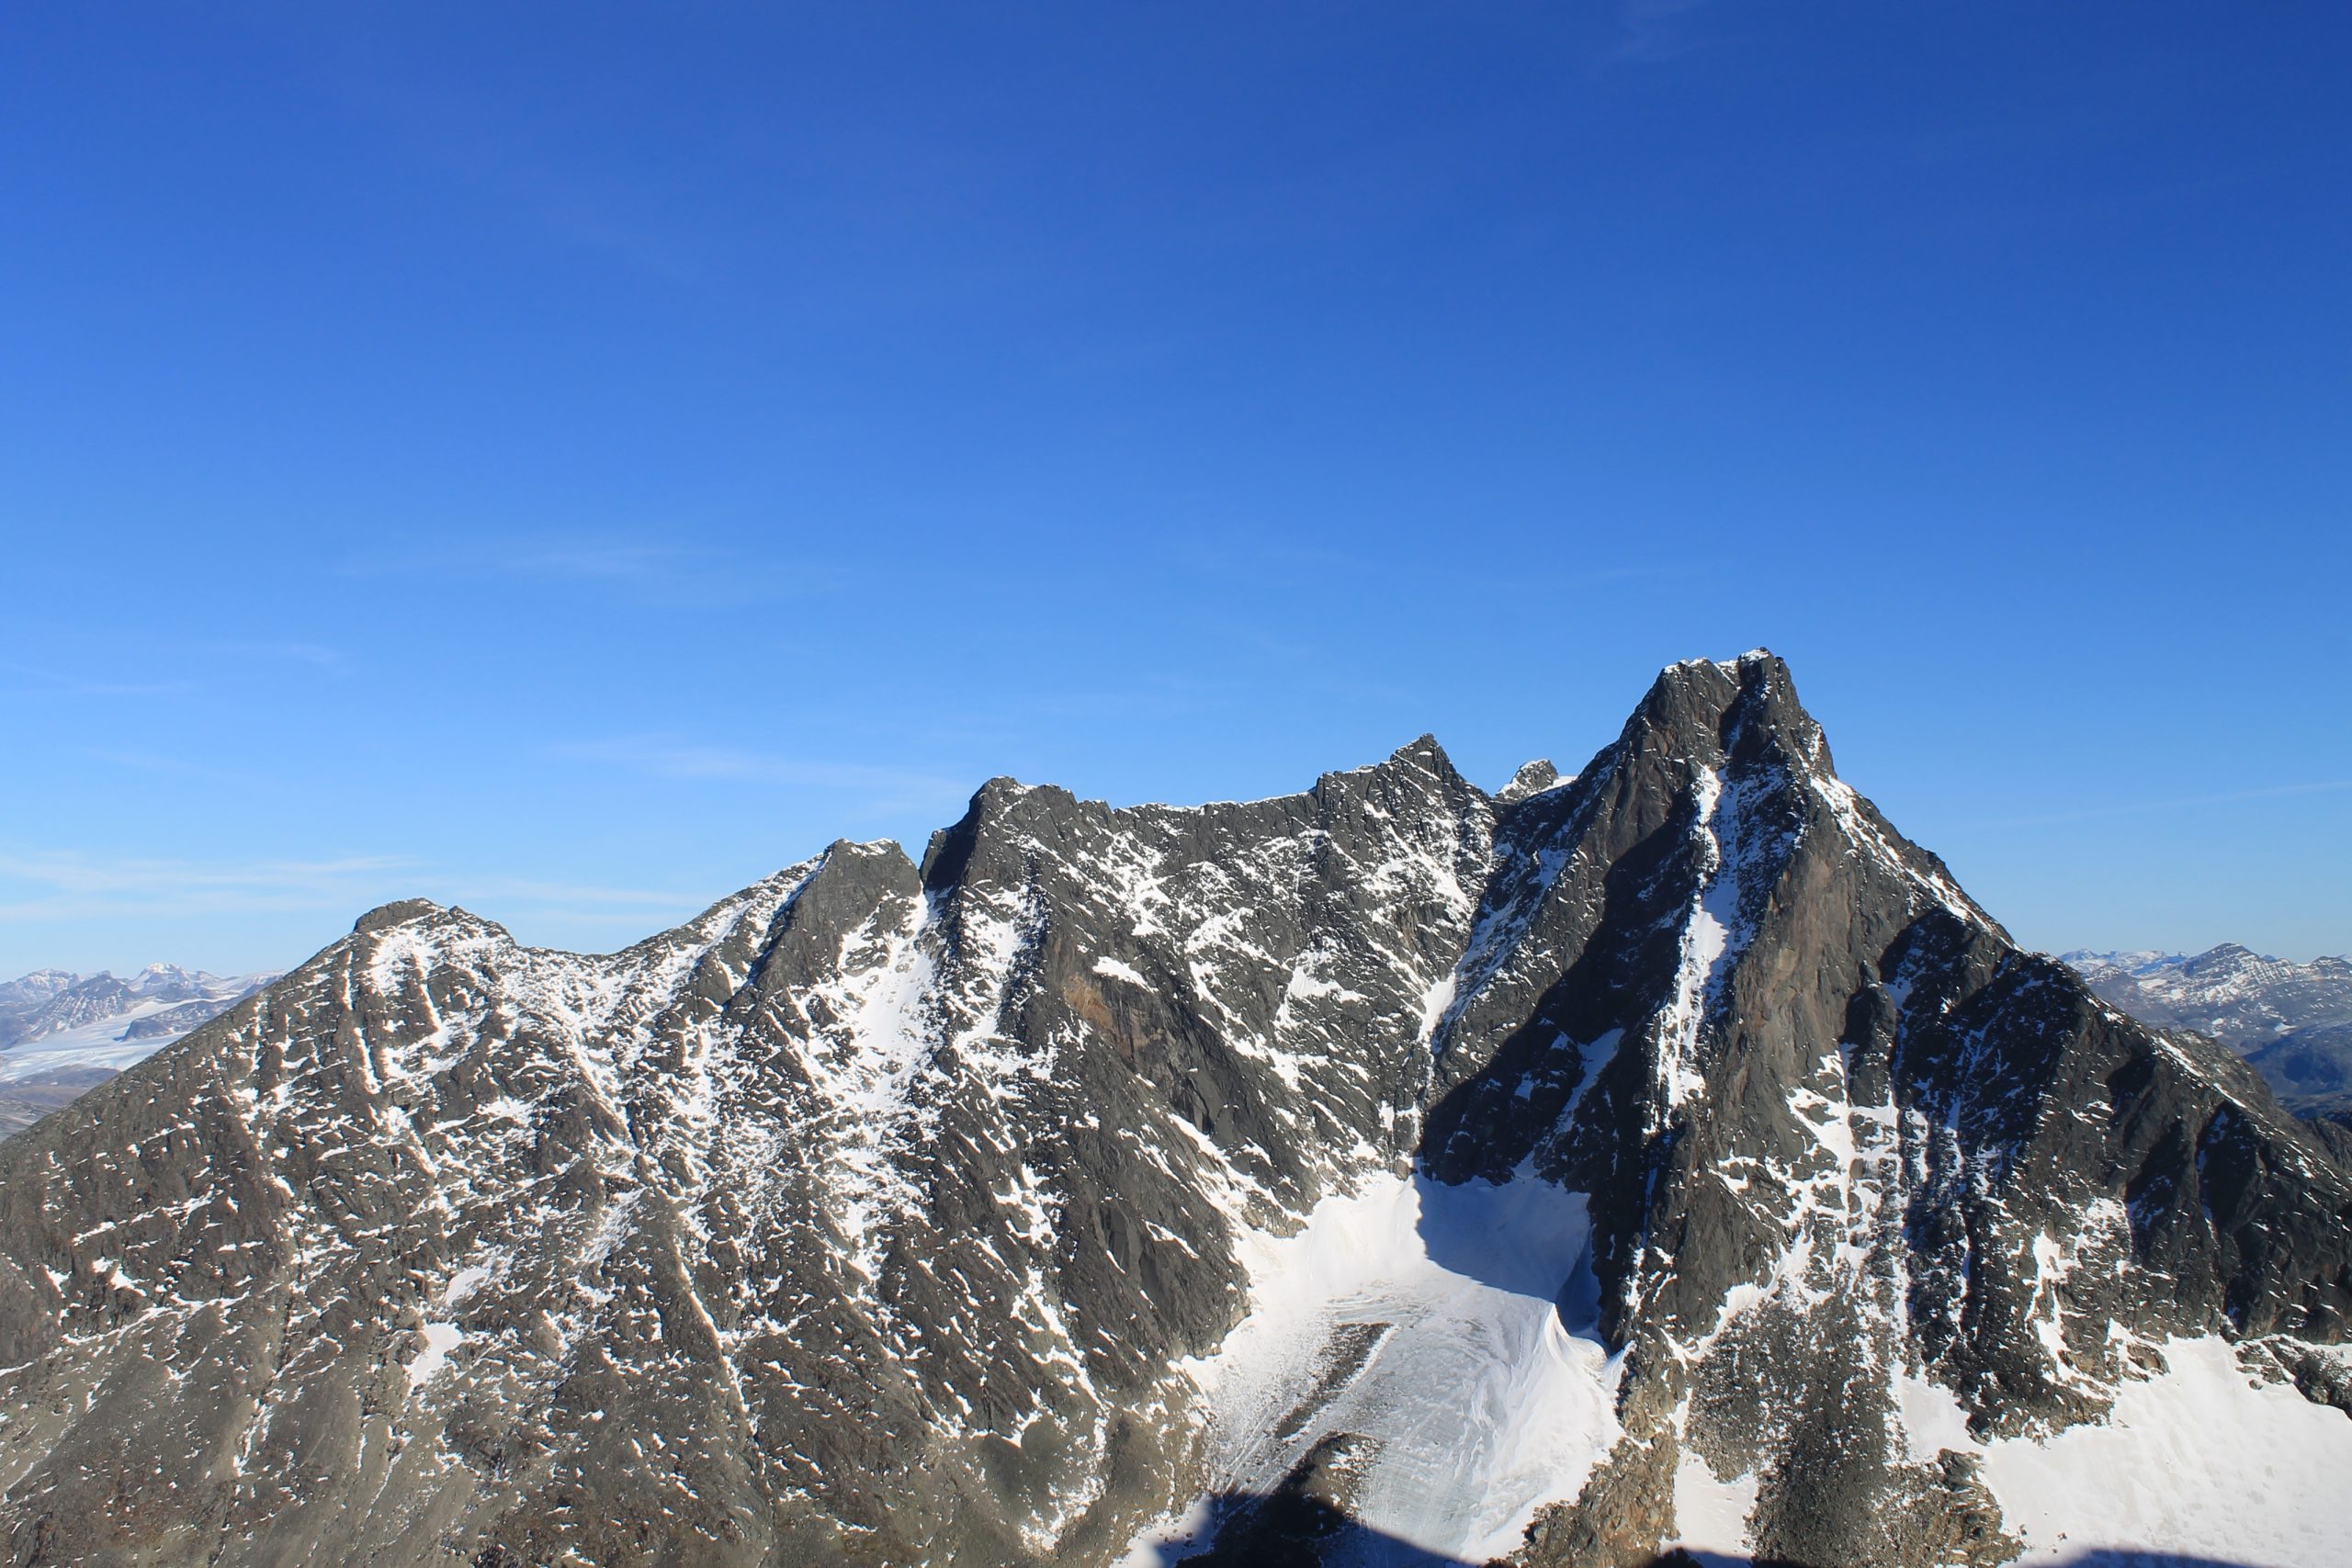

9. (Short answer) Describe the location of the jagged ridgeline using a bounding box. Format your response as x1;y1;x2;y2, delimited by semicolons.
1;653;2346;1568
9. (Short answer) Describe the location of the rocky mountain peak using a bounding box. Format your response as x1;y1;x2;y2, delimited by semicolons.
1621;649;1829;782
1385;732;1451;773
354;896;456;934
1497;758;1562;803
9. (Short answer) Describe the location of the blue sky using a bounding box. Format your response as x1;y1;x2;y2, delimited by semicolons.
3;2;2347;976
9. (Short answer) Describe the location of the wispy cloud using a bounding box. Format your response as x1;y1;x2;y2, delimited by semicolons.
0;851;414;922
197;639;349;671
501;540;693;581
446;875;709;914
320;51;720;290
1606;0;1718;65
333;531;855;608
1959;778;2352;830
1152;533;1670;601
0;847;737;967
337;533;695;583
555;736;972;816
80;749;254;785
0;644;346;706
0;662;191;700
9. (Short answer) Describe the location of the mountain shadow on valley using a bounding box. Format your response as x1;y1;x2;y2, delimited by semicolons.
1148;1486;1489;1566
1151;1499;2275;1568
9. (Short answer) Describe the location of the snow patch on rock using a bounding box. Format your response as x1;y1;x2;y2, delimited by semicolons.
405;1322;463;1390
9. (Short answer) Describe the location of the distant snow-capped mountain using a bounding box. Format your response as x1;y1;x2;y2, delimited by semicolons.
0;964;276;1135
2064;945;2352;1115
0;969;80;1021
0;962;268;1047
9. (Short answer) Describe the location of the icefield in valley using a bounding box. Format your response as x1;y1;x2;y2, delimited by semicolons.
0;1004;188;1083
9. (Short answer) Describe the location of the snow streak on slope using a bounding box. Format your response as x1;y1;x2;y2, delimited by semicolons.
1129;1168;1620;1565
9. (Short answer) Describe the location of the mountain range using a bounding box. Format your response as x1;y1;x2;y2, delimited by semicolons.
2064;947;2352;1119
0;966;273;1138
0;653;2344;1567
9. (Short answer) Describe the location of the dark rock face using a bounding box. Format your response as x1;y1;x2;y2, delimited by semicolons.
0;654;2343;1568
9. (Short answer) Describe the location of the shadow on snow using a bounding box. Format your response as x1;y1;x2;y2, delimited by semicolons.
1145;1489;1489;1566
1153;1509;2275;1568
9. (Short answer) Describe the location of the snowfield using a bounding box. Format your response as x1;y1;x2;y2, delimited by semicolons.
1127;1168;1620;1565
1976;1336;2352;1567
